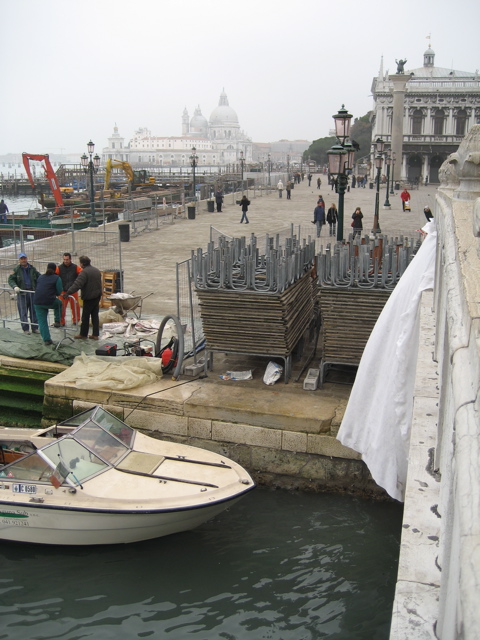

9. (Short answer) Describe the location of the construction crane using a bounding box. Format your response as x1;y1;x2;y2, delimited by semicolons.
22;153;64;212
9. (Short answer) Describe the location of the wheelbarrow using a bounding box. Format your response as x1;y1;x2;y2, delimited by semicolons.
108;292;153;319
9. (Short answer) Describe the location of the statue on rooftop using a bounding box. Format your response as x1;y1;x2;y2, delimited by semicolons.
395;59;407;74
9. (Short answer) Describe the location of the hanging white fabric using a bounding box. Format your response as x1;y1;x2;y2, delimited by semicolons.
336;221;437;502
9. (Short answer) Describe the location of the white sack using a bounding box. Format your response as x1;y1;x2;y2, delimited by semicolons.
336;221;437;502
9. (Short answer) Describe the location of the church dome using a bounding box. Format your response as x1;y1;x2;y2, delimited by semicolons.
190;106;208;133
209;90;239;126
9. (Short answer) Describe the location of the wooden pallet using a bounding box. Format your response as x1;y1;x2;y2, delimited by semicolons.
101;271;117;308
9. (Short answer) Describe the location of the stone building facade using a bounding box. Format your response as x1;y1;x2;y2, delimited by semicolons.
371;47;480;183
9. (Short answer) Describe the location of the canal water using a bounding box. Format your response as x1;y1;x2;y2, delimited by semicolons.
0;487;402;639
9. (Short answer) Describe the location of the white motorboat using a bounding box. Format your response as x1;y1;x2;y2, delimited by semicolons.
0;406;255;545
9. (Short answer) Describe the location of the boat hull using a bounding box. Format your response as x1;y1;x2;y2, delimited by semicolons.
0;493;248;546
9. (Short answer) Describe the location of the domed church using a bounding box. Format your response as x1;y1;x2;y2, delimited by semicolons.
182;89;252;164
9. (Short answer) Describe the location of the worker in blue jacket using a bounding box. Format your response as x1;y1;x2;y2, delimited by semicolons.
33;262;63;345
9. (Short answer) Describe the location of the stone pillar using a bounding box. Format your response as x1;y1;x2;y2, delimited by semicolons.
389;74;410;183
422;155;429;184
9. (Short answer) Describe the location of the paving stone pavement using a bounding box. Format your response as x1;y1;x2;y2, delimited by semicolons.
117;177;437;318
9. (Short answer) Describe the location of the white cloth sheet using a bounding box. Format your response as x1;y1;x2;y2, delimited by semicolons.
336;221;437;501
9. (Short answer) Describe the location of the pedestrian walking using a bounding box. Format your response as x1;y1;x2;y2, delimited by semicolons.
308;174;312;186
312;198;326;238
8;253;40;334
400;188;411;211
286;180;292;199
0;199;8;224
238;195;250;224
56;252;82;326
63;256;102;341
327;203;338;237
277;180;284;198
215;188;224;212
351;207;363;239
317;177;321;189
33;263;62;345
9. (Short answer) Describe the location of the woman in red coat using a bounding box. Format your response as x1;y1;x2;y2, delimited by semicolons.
400;188;410;211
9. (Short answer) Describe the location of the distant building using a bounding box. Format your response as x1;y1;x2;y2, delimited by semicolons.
102;90;252;168
252;140;310;166
371;47;480;182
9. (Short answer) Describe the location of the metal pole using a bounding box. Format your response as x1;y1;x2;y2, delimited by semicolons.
336;174;347;242
384;162;391;207
372;165;382;234
89;159;98;227
390;160;395;194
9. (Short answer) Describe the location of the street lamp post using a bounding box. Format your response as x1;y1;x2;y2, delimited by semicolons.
287;154;290;181
239;150;245;193
267;153;271;186
190;146;198;203
327;105;354;242
372;138;384;234
384;153;391;208
81;140;101;228
390;151;396;195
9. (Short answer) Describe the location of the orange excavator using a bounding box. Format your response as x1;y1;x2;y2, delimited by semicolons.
22;152;64;212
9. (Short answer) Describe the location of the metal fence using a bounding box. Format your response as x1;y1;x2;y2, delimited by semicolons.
0;227;122;333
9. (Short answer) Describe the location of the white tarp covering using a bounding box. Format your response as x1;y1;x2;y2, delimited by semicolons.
336;221;437;502
60;353;163;390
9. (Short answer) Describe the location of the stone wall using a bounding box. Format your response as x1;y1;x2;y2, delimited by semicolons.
42;375;385;498
433;125;480;639
394;125;480;638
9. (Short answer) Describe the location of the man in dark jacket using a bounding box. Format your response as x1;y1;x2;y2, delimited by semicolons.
215;189;224;212
0;199;8;224
8;252;40;334
64;256;102;340
33;263;63;345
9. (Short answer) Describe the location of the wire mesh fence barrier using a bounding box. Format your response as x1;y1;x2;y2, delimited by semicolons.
176;259;205;361
125;206;177;238
0;286;20;326
1;227;121;277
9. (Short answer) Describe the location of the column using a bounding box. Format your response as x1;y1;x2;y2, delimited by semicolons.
389;74;410;182
423;155;429;184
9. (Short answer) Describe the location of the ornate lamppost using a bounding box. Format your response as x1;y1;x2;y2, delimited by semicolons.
327;105;354;242
267;152;271;186
372;137;384;234
81;140;101;228
239;150;245;193
190;146;198;203
384;152;392;208
390;151;396;195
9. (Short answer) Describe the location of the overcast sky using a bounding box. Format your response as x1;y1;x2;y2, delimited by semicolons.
1;0;479;157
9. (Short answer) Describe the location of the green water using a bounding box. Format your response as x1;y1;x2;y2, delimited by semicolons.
0;488;402;639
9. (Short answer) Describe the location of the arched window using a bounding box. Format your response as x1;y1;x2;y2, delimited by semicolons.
412;109;423;135
456;109;467;136
434;109;445;135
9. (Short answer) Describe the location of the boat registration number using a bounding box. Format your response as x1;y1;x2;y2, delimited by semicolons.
12;484;37;495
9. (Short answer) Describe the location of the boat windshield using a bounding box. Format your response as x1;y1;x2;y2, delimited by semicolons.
58;407;135;447
0;452;54;483
0;439;108;485
74;421;129;464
